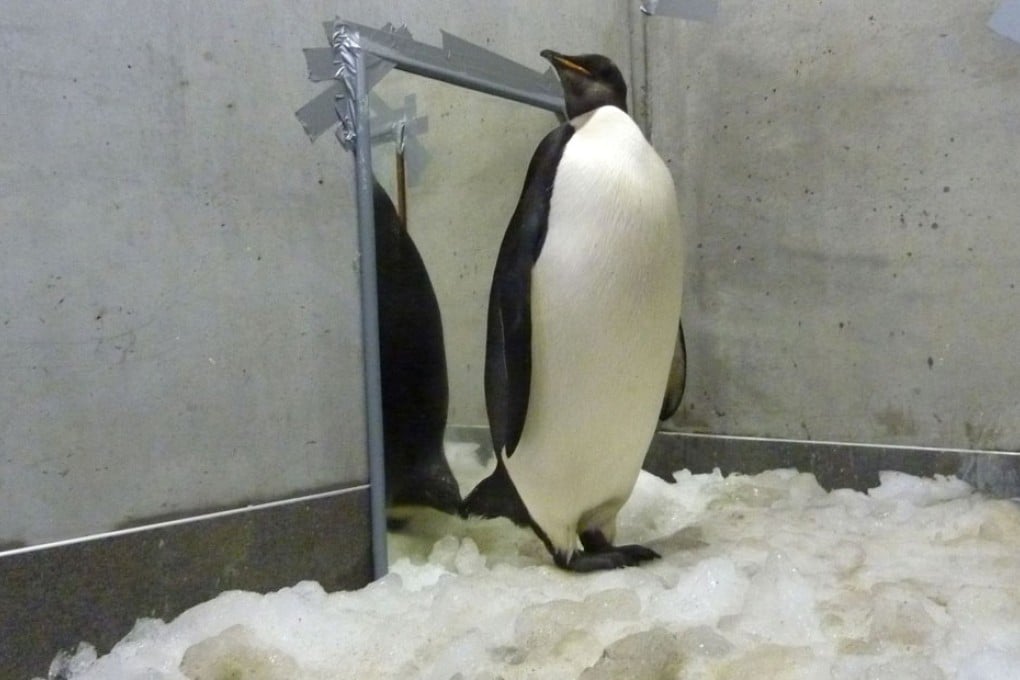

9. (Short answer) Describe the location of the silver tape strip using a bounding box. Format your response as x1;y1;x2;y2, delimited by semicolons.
295;81;344;140
332;22;361;148
641;0;719;22
303;47;336;82
990;0;1020;43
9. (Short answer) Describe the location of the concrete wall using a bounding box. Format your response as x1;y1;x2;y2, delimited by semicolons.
10;0;1015;551
1;1;367;546
646;0;1020;450
1;1;640;546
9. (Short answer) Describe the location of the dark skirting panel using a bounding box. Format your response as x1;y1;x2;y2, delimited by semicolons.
448;425;1020;498
646;432;1020;498
0;485;373;679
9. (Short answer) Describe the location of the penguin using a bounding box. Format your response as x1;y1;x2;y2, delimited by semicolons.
460;50;687;572
373;177;462;522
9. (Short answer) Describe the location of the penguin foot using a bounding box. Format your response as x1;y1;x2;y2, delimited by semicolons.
579;529;660;562
553;530;661;571
554;544;660;572
389;459;463;516
614;543;661;563
386;515;410;532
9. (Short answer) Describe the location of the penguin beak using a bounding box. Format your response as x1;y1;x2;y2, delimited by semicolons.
540;49;591;76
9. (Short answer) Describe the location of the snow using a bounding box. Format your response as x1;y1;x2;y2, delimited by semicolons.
46;443;1020;679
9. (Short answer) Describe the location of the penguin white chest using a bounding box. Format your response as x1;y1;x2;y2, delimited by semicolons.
506;106;685;546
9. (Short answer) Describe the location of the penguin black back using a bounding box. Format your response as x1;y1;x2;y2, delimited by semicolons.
374;178;461;517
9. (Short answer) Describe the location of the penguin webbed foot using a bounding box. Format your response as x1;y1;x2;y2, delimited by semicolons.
553;530;661;572
386;515;410;532
554;545;660;572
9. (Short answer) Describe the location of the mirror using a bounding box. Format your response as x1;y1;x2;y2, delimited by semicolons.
365;70;556;548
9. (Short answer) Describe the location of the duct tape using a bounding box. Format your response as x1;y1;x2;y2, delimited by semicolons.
297;22;414;143
331;22;361;148
641;0;718;22
295;81;345;140
329;22;420;148
336;22;411;91
990;0;1020;44
368;94;425;141
303;47;336;82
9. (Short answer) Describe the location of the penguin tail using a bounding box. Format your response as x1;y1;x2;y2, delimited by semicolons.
459;458;531;527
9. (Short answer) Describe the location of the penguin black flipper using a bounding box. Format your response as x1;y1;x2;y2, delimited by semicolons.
483;123;575;458
659;317;687;421
374;177;462;517
462;124;575;524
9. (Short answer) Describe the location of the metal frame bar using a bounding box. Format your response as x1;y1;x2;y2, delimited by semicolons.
350;45;389;578
346;21;564;114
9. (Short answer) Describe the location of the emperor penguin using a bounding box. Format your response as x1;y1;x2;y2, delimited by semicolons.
374;177;461;522
460;50;687;571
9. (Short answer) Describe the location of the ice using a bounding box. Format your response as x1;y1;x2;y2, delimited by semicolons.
511;589;642;667
858;655;946;680
47;643;97;679
179;625;301;680
644;556;747;627
425;535;486;575
579;628;683;680
731;550;822;647
866;581;944;649
43;458;1020;680
868;471;973;506
714;644;820;680
677;625;733;658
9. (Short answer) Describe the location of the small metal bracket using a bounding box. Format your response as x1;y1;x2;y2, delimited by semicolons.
365;93;429;187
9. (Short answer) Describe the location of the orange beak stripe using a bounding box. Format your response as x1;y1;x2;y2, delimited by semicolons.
553;56;591;76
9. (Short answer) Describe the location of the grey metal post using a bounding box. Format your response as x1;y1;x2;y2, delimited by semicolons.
352;47;388;578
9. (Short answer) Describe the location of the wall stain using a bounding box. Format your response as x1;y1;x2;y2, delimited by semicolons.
965;421;1003;450
874;407;919;438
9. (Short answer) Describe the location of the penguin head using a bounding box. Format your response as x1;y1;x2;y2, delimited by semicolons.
541;50;628;119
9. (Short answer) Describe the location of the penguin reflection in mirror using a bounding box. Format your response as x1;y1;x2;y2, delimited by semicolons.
374;177;462;524
461;51;687;571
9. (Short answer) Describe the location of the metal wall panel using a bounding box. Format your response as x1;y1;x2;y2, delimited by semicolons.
1;488;372;679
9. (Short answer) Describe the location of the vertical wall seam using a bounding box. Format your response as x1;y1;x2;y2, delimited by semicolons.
628;3;652;138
